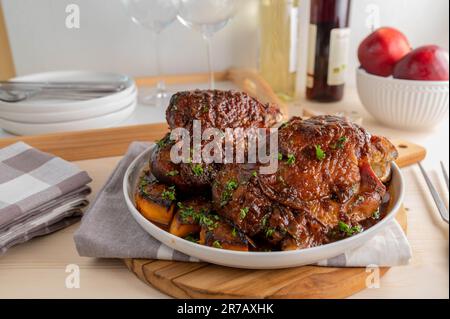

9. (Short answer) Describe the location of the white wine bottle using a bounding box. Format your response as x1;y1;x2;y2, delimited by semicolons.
259;0;300;101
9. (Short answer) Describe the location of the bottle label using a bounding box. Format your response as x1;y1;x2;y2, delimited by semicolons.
327;28;350;86
306;24;317;88
289;6;299;73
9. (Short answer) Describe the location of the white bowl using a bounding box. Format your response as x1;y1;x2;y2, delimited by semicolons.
0;100;136;136
123;146;405;269
356;68;449;130
0;71;136;114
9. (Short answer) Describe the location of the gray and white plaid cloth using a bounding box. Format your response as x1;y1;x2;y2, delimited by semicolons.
75;142;412;267
0;142;92;255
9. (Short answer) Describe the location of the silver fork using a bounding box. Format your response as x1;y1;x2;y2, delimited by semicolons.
0;81;127;103
418;162;449;224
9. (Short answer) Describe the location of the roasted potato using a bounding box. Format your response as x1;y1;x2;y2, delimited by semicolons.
169;211;201;238
169;197;211;238
135;174;176;225
135;193;174;225
200;218;249;252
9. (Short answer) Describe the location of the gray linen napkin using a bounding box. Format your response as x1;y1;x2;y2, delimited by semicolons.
74;142;412;267
0;142;92;255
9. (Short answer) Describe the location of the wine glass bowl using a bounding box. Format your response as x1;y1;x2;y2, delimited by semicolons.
121;0;178;106
122;0;178;33
175;0;237;89
176;0;236;38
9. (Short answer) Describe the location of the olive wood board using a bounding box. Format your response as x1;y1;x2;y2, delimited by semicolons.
124;208;407;299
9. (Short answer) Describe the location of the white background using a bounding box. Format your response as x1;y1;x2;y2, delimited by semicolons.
2;0;449;90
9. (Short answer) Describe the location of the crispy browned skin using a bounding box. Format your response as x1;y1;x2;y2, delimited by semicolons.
211;164;271;237
153;90;281;194
150;134;216;193
166;90;281;131
212;116;398;249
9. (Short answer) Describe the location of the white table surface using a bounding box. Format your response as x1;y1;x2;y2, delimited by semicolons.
0;83;448;298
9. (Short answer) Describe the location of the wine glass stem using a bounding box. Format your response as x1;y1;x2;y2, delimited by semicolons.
204;35;215;90
154;31;166;96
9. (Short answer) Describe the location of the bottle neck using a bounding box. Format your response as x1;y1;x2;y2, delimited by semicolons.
310;0;351;27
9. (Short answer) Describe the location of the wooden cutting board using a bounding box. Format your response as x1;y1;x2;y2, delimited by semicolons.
123;137;422;299
124;207;407;299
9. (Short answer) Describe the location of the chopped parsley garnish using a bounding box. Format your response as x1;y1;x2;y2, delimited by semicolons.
177;202;217;230
252;171;258;178
261;215;269;227
352;225;363;234
166;170;179;177
338;221;350;233
315;145;326;161
338;221;363;236
139;175;150;189
231;228;237;237
200;215;219;231
212;240;222;249
286;154;296;165
202;105;209;113
226;180;238;190
239;207;249;220
138;175;151;197
178;203;196;222
184;235;198;243
156;137;168;148
220;180;239;206
334;136;348;149
372;209;381;220
265;228;276;238
191;164;204;176
161;186;176;201
278;153;283;160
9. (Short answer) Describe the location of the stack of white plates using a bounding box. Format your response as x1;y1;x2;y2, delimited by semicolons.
0;71;137;136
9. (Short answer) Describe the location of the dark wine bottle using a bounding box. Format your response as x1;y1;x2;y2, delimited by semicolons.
306;0;351;102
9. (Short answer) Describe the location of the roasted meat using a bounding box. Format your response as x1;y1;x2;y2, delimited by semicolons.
166;90;281;131
152;90;282;194
140;90;398;251
150;133;217;193
211;116;398;249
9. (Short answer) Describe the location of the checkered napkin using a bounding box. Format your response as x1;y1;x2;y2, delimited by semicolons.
0;142;92;255
75;142;412;267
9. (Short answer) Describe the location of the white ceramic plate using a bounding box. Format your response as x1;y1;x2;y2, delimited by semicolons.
0;100;136;136
0;71;136;114
123;146;405;269
0;87;137;123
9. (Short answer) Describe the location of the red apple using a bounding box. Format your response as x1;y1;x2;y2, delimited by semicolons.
393;45;449;81
358;27;411;77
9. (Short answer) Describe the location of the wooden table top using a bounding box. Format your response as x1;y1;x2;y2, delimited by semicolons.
0;87;448;298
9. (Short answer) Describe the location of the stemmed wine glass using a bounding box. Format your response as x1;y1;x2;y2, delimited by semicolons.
121;0;178;106
175;0;237;90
